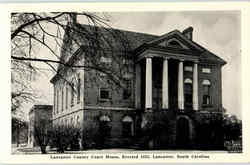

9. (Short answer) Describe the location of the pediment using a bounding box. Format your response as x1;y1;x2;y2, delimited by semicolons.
146;30;204;52
158;38;190;49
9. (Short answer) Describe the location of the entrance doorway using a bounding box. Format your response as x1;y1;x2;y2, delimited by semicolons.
176;117;190;148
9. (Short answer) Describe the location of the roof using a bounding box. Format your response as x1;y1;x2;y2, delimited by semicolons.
50;24;226;83
29;104;53;115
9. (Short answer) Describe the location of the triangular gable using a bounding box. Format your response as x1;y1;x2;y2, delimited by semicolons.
146;30;204;52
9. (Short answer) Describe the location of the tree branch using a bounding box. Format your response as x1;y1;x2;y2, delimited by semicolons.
11;13;65;40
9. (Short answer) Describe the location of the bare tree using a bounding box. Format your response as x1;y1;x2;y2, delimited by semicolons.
11;12;132;111
33;119;52;154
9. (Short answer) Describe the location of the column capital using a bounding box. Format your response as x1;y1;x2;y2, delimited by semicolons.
193;60;199;64
179;58;185;62
162;56;170;60
145;55;154;59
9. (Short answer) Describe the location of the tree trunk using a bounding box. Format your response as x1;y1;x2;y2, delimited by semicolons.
17;125;20;147
40;145;47;154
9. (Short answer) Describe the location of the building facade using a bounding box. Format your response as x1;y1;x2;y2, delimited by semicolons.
50;24;226;149
28;105;53;147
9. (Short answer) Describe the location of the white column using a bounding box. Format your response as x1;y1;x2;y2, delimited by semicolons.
145;57;152;109
135;63;141;109
192;62;199;110
162;57;169;109
178;60;184;110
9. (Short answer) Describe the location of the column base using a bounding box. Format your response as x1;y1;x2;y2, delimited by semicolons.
145;108;153;112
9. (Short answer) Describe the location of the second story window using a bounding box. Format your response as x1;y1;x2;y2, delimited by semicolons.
71;83;75;107
184;66;193;72
202;68;211;73
202;79;211;106
66;85;68;109
99;88;111;101
123;79;132;100
76;115;80;126
184;78;193;108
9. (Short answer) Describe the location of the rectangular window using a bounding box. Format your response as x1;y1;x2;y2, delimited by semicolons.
203;95;210;105
202;68;211;73
61;87;64;112
99;88;111;100
184;83;193;108
71;84;75;107
203;85;211;105
123;80;132;100
184;66;193;72
77;115;80;126
66;85;68;109
122;122;132;137
77;75;81;104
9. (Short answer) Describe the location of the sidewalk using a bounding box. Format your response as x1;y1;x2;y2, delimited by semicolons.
12;147;228;155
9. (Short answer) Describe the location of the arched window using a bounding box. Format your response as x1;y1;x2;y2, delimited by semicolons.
168;40;182;48
184;78;193;108
122;116;133;137
100;115;111;122
202;80;211;105
99;115;111;138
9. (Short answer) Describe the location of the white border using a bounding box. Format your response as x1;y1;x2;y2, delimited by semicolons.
1;1;250;163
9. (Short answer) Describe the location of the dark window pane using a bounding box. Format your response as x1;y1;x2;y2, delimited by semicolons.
100;89;110;99
168;41;182;48
204;85;210;94
203;95;210;105
122;122;132;137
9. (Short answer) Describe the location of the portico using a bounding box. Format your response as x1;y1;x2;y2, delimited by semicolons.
136;53;199;111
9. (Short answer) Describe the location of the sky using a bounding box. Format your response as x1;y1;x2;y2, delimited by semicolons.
24;11;241;119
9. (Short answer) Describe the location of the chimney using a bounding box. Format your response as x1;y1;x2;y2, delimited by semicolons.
69;13;77;25
182;26;193;40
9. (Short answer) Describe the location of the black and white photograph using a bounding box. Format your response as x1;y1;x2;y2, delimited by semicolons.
5;2;248;163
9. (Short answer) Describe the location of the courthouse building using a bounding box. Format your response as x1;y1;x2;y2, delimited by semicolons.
50;20;226;149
